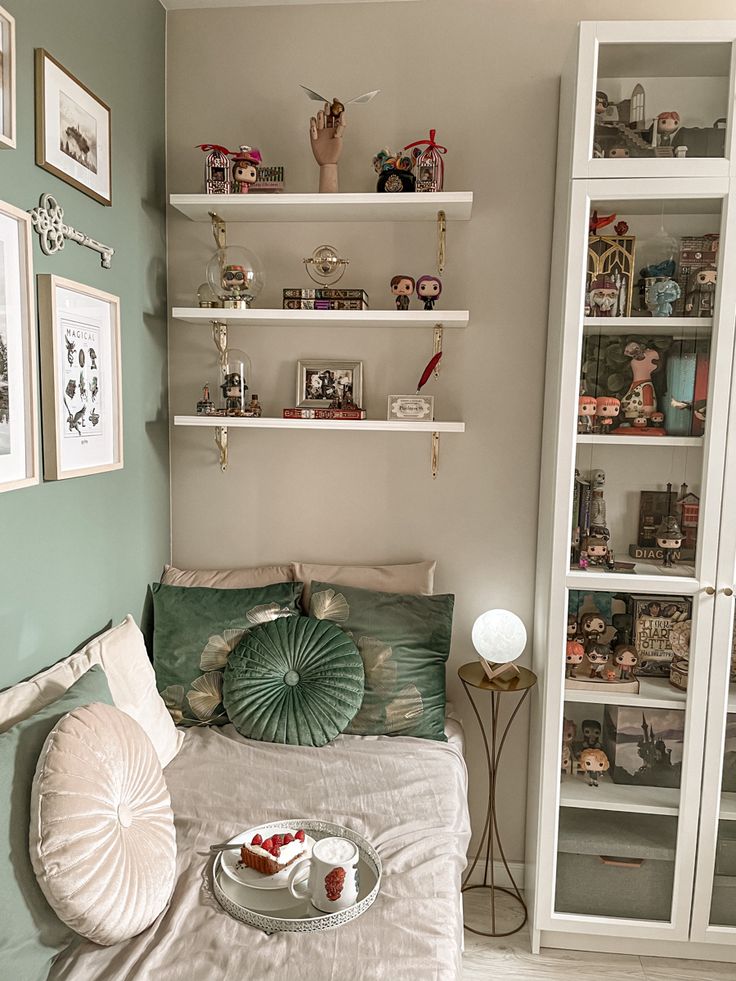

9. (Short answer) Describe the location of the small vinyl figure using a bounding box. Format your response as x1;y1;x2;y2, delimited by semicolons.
614;644;639;680
595;396;620;433
595;91;609;116
582;533;609;567
650;410;666;431
390;275;415;311
608;145;630;159
243;394;262;418
222;265;248;304
416;275;442;311
578;549;589;570
632;414;648;430
579;747;609;787
196;384;216;416
656;515;684;568
232;146;262;194
221;370;247;415
655;111;681;147
581;719;602;749
578;395;597;434
646;278;681;317
566;640;586;679
579;612;606;647
588;276;619;317
587;643;611;678
567;614;578;641
684;265;718;317
561;718;577;778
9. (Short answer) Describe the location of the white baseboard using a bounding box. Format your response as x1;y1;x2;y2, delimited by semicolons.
463;857;526;890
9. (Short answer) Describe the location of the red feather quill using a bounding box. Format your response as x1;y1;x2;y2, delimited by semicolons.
416;352;443;393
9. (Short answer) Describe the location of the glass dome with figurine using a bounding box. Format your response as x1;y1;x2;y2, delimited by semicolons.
220;348;252;415
206;246;265;309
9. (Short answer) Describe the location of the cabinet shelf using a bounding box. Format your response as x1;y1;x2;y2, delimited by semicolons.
577;434;704;448
560;775;679;816
566;568;700;595
171;308;469;329
174;415;465;433
583;317;712;336
564;676;688;710
721;794;736;821
169;191;473;223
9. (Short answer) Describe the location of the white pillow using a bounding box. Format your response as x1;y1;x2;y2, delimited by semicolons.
30;702;177;946
0;615;183;767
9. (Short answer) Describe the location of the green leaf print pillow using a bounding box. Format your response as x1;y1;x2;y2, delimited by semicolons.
309;582;454;741
152;581;303;726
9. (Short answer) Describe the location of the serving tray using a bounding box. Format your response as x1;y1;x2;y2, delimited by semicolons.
213;819;382;934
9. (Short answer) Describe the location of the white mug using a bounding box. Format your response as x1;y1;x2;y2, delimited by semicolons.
287;836;360;913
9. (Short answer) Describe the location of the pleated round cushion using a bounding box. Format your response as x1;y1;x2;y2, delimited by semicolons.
29;702;177;946
223;616;364;747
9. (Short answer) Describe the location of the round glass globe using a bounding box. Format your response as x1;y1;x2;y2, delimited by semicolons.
471;609;527;664
206;245;265;306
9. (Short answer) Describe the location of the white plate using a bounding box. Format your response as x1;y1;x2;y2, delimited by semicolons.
220;827;315;890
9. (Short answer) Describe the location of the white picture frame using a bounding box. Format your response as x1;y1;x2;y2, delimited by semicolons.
0;201;38;492
38;275;122;480
35;49;112;206
0;6;16;149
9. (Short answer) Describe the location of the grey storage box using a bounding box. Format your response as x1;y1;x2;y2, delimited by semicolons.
556;810;676;921
710;875;736;927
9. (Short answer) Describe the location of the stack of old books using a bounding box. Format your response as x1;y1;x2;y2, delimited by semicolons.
282;288;368;311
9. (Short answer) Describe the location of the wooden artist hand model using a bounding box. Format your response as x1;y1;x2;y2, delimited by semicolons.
309;103;346;193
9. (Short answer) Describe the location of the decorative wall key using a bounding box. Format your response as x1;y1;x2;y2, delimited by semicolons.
29;194;115;269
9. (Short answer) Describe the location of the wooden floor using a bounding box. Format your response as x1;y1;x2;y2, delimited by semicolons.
462;891;735;980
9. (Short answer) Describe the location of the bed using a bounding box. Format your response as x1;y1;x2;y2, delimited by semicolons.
49;718;470;981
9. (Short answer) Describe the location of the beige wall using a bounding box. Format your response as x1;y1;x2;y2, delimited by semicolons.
166;1;736;863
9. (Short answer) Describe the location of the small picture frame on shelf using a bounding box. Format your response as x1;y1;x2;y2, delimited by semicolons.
37;274;122;480
35;49;112;206
296;359;363;409
0;5;16;149
387;395;434;422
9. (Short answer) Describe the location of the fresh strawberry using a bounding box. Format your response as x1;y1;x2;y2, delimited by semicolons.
272;845;281;858
261;838;273;851
251;834;263;847
295;829;305;842
272;834;283;847
283;833;294;844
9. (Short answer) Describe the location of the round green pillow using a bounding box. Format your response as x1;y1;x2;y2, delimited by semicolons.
222;616;364;747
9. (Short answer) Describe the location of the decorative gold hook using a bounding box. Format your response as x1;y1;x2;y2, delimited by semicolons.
209;212;226;250
215;426;228;472
433;324;443;377
437;210;446;274
431;432;440;479
211;320;228;368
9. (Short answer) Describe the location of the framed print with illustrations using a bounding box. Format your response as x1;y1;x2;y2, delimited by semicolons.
296;359;363;409
35;49;111;205
0;201;38;492
38;275;122;480
0;6;16;149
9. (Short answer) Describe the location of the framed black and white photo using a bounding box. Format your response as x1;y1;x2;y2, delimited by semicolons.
38;275;122;480
296;359;363;409
35;49;111;205
0;201;38;492
0;6;15;150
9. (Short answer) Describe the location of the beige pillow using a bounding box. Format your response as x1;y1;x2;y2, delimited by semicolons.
293;560;436;609
30;702;177;946
0;615;183;767
161;563;294;589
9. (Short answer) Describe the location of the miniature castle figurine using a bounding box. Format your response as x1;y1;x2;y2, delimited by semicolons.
684;264;717;317
579;747;610;787
232;146;262;194
416;275;442;311
588;276;618;317
390;275;415;311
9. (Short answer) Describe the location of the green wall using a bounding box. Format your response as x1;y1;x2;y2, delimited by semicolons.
0;0;168;688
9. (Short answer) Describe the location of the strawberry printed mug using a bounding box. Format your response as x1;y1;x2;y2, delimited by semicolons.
287;836;360;913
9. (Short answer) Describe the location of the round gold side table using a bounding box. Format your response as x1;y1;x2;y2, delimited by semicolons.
458;660;537;938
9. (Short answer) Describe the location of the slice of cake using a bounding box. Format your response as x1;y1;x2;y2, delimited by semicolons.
239;829;306;876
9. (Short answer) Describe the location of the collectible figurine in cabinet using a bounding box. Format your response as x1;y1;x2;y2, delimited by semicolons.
587;643;611;679
232;146;262;193
567;614;578;640
578;395;597;434
656;516;685;568
416;275;442;311
582;533;609;567
620;342;660;424
653;111;681;148
588;276;619;317
561;718;577;778
390;275;415;311
221;370;247;414
566;640;586;679
579;747;609;787
579;612;606;646
646;278;681;317
614;644;639;680
595;396;620;433
684;265;718;317
595;91;609;116
608;145;630;159
581;719;603;750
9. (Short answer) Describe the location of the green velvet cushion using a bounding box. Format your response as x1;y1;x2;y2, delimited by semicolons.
152;581;303;727
0;665;113;981
223;617;364;747
309;582;454;741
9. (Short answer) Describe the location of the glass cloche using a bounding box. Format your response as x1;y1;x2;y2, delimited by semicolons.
220;348;253;415
206;245;265;309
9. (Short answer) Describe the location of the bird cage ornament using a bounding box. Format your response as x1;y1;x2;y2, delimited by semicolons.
197;144;232;194
404;129;447;192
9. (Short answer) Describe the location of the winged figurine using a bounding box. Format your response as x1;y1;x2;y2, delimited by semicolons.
300;85;379;124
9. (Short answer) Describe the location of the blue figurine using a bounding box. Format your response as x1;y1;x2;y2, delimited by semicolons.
646;278;681;317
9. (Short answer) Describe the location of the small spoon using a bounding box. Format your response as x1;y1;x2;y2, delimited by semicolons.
209;842;243;852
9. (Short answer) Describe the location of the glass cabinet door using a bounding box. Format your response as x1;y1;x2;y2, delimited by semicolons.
542;176;736;941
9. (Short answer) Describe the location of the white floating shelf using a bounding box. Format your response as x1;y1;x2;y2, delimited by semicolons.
560;775;679;816
720;793;736;822
577;434;703;448
169;191;473;223
171;308;469;329
566;569;700;596
564;676;687;710
583;317;712;336
174;415;465;433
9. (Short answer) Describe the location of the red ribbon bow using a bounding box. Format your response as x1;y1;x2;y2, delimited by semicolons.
196;144;233;155
403;129;448;154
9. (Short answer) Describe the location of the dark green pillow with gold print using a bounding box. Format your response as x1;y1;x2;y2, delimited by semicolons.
309;582;454;742
152;581;303;726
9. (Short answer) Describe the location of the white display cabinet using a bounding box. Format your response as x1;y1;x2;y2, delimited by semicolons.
572;21;736;179
528;21;736;962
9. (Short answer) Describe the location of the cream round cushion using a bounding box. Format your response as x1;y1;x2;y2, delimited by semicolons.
30;702;177;946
